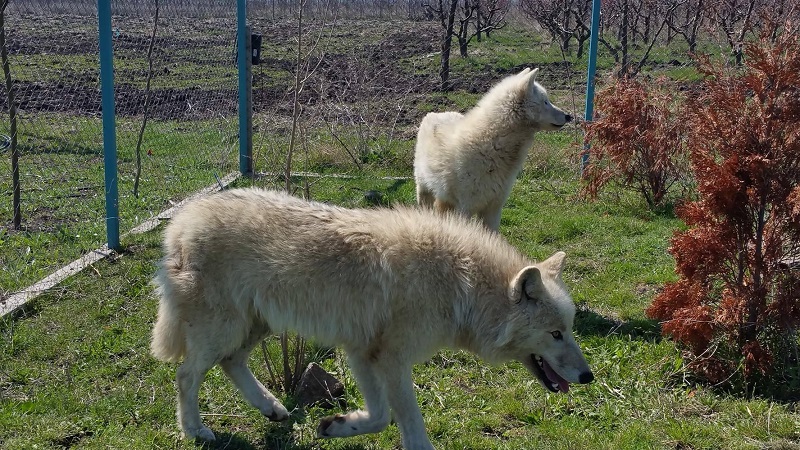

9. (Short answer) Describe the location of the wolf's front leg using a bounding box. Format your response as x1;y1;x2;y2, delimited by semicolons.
317;352;391;438
478;202;503;232
384;365;435;450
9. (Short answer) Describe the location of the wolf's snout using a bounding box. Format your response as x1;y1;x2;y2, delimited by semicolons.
579;371;594;384
565;114;573;123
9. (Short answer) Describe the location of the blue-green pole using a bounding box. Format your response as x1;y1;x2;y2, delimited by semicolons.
98;0;120;250
237;0;251;175
582;0;601;171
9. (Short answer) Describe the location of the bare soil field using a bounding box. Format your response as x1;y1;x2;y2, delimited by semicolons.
2;15;578;123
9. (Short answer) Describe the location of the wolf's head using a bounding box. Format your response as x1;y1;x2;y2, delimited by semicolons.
496;251;593;393
515;68;573;131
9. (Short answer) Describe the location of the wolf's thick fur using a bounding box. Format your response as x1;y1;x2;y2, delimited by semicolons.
414;68;572;231
151;188;593;450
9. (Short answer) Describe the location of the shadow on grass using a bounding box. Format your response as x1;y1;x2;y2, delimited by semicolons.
386;178;409;195
1;291;51;325
364;178;410;207
195;408;372;450
574;307;662;342
193;433;257;450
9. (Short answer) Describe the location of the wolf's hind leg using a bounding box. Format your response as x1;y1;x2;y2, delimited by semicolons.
176;353;218;441
220;331;289;422
416;185;436;208
317;352;390;438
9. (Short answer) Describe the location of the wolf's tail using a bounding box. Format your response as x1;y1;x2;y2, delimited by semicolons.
150;253;190;363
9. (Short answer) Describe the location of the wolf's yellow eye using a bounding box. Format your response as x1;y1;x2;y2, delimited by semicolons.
551;331;563;340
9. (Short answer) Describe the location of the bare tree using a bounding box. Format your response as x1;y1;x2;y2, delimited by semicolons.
455;0;506;56
574;0;685;77
424;0;459;90
284;0;325;191
626;0;685;76
476;0;508;39
666;0;706;52
520;0;591;57
706;0;758;64
456;0;477;57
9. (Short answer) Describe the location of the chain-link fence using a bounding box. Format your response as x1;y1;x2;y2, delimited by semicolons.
2;0;785;300
0;0;442;299
1;0;242;295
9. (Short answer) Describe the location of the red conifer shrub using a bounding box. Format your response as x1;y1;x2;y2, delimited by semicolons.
647;22;800;393
582;76;689;209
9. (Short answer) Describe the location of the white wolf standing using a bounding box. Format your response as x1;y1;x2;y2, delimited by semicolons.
151;188;593;450
414;68;573;231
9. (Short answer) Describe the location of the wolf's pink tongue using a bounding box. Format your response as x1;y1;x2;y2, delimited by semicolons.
542;360;570;393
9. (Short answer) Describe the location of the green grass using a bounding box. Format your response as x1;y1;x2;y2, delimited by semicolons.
2;149;799;449
3;16;799;450
9;53;99;82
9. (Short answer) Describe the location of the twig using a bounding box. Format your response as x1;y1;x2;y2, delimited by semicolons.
133;0;159;198
1;0;20;229
285;0;306;193
281;332;291;393
262;340;280;390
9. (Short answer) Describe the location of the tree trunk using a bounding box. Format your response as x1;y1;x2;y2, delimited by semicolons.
1;0;19;229
619;0;630;77
577;34;587;58
475;0;482;42
439;0;458;91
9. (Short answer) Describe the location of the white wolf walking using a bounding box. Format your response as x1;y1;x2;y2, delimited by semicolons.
414;68;573;231
151;188;593;450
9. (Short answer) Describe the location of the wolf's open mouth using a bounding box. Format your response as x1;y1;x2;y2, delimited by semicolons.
530;354;570;393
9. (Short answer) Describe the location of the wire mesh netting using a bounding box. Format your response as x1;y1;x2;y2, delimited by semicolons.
2;0;788;300
0;0;241;295
0;0;444;298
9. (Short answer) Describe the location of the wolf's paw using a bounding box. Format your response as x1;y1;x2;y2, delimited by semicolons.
316;414;347;438
184;425;216;442
262;402;289;422
317;410;388;438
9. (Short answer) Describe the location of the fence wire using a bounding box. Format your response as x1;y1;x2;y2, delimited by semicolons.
0;0;240;295
2;0;786;300
0;0;433;298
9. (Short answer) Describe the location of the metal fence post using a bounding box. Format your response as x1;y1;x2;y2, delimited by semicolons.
237;0;253;176
582;0;602;173
98;0;120;250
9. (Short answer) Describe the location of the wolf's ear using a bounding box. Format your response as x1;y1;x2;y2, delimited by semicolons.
509;266;545;304
541;251;566;278
518;67;540;91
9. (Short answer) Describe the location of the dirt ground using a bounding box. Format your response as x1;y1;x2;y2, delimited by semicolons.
1;15;576;123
